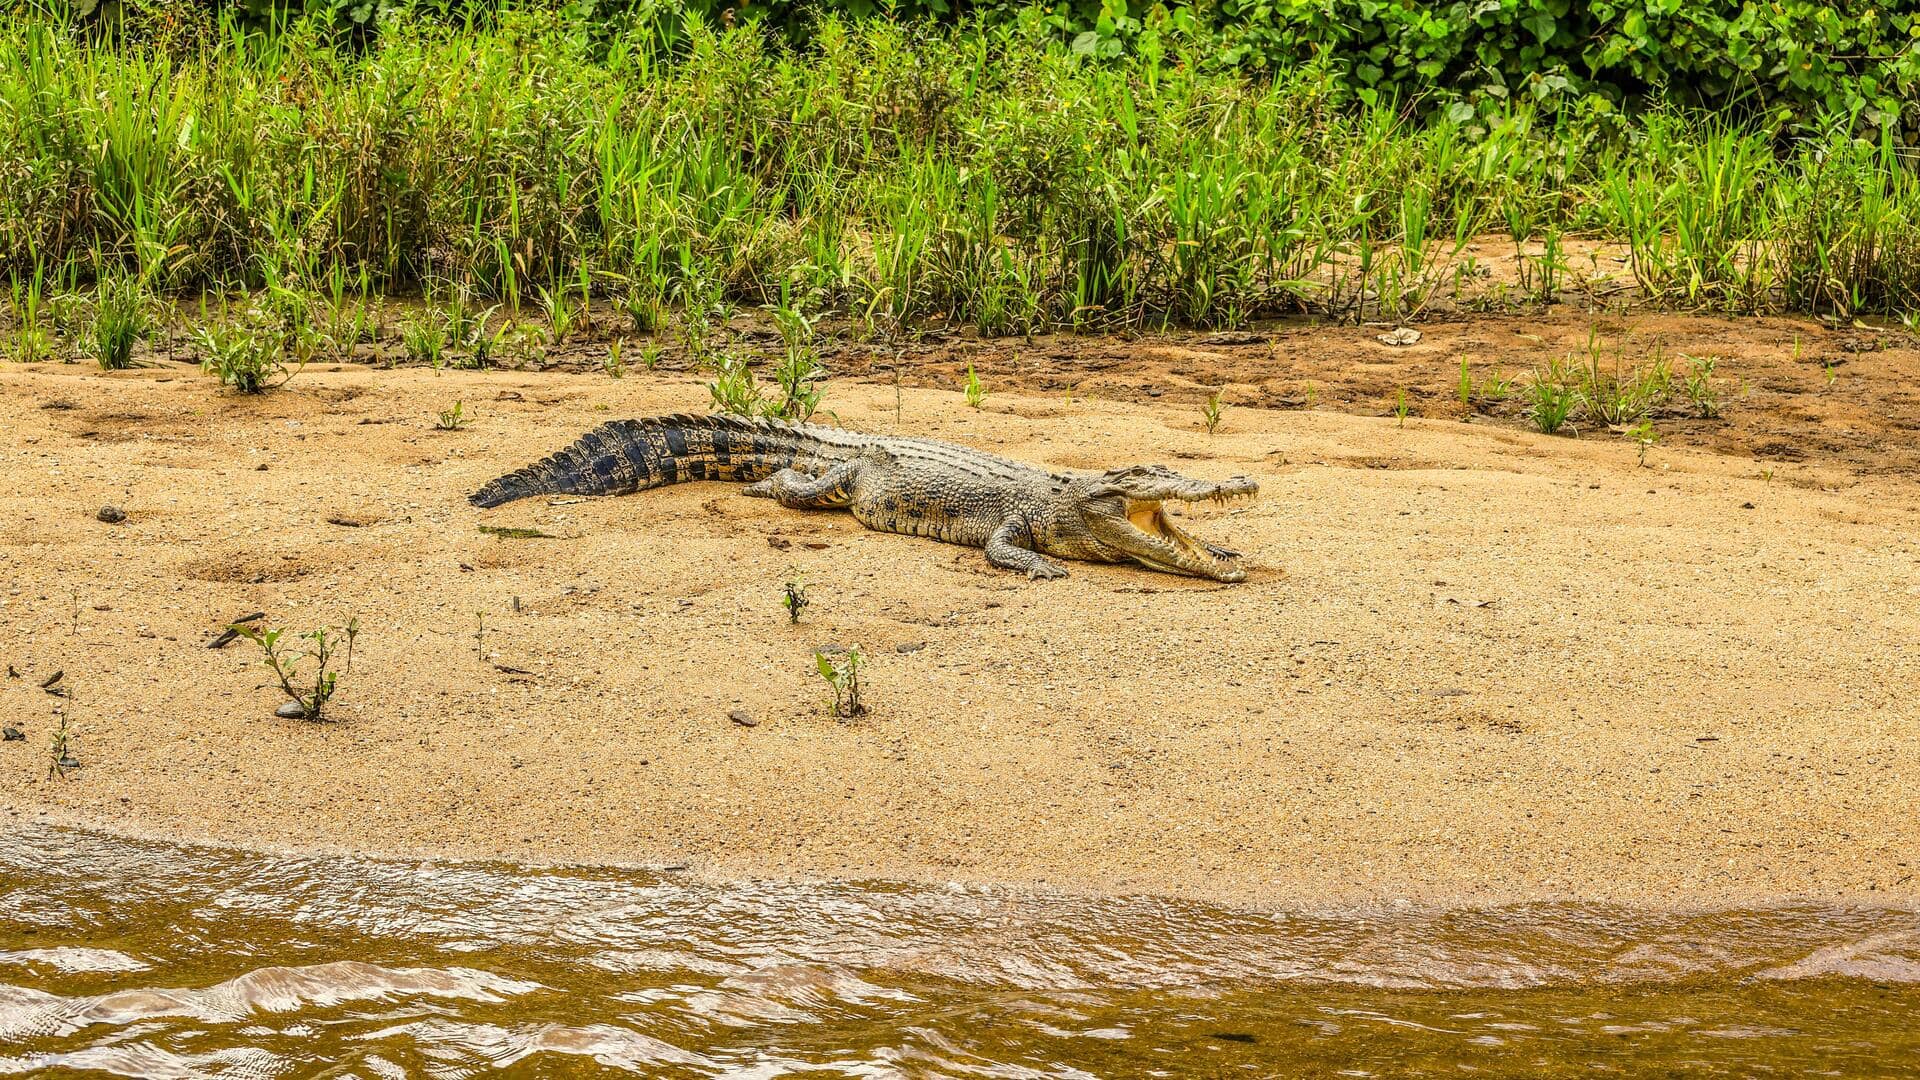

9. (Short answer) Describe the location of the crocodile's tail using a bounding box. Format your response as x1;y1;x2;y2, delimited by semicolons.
469;413;858;509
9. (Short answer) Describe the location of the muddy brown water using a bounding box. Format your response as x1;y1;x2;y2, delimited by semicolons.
1;827;1917;1077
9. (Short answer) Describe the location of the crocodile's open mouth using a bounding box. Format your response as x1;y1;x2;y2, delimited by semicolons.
1118;488;1256;582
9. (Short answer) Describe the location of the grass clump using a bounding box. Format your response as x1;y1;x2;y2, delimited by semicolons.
403;317;449;369
435;400;469;430
1526;363;1580;435
91;272;150;370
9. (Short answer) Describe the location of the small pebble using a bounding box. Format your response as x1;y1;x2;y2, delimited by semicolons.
728;710;759;728
896;642;928;654
275;701;309;720
1741;502;1756;509
96;506;126;524
2;727;24;742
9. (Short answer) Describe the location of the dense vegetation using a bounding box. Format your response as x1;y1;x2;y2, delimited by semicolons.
63;0;1920;131
1;2;1917;343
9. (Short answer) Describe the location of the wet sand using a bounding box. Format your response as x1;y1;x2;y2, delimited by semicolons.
2;358;1917;906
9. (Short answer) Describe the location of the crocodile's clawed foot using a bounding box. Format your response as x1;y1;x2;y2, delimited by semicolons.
1028;562;1070;580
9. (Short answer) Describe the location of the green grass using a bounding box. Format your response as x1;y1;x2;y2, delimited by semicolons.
90;270;149;370
1;7;1917;355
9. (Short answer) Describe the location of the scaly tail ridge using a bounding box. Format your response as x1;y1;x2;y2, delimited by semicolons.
468;413;854;509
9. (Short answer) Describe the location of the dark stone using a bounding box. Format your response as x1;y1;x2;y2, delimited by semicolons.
2;727;23;742
96;506;126;524
895;642;928;654
729;710;759;728
275;701;309;720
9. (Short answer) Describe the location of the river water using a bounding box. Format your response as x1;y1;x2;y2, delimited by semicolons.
1;825;1917;1077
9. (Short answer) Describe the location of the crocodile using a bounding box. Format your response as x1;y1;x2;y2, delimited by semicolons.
470;413;1258;581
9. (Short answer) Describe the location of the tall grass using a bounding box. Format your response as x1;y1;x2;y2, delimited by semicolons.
1;7;1917;342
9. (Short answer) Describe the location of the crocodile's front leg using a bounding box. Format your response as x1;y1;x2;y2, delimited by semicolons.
742;460;863;509
985;518;1068;580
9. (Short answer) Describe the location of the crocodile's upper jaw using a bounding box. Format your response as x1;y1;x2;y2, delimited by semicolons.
1078;467;1258;582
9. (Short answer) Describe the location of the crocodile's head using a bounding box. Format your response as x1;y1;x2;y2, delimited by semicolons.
1066;465;1258;582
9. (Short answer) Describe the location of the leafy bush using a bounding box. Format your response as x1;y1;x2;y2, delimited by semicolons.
195;315;290;392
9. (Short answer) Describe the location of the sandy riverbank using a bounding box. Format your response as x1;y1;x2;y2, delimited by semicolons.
2;359;1916;906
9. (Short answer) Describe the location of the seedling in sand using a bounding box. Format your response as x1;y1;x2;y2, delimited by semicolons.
963;363;985;409
1201;392;1225;435
814;646;866;719
1394;389;1411;427
781;571;810;625
1683;355;1721;418
232;618;359;722
436;401;469;430
47;693;77;779
1628;420;1659;467
604;339;626;380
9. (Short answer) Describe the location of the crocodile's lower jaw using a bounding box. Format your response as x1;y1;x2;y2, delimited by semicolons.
1122;498;1250;581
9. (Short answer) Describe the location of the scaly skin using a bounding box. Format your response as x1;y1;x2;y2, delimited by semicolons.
470;414;1258;581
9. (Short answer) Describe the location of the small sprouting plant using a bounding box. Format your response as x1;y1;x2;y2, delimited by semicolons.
1526;364;1578;435
404;317;448;368
1823;356;1838;390
1201;392;1225;435
1683;355;1720;418
47;695;77;779
604;339;626;380
196;319;291;393
814;645;866;719
436;400;469;430
1394;389;1411;427
781;571;810;625
1480;370;1513;402
1457;356;1473;407
708;353;769;416
639;343;664;371
963;363;985;408
92;271;150;370
232;618;359;722
1628;419;1658;467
